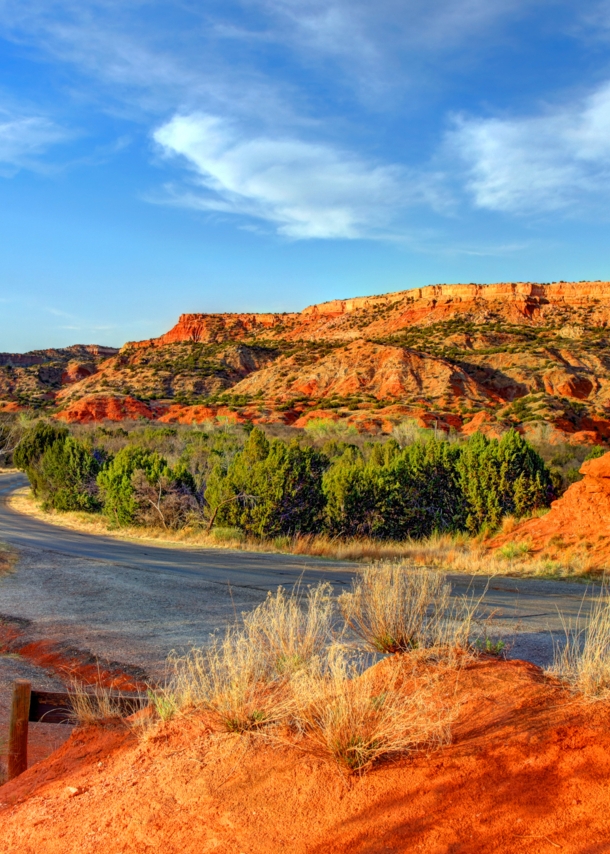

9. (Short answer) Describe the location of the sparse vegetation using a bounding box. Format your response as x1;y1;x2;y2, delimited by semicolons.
339;564;452;653
549;583;610;697
67;682;144;725
290;646;452;773
149;571;478;774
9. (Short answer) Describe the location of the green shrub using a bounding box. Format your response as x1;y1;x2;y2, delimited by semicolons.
456;430;553;534
97;446;173;525
205;428;328;537
14;421;68;493
37;437;101;511
322;438;466;539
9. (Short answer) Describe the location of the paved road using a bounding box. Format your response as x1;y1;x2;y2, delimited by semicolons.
0;471;600;673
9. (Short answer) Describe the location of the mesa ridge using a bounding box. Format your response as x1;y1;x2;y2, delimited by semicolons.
4;280;610;445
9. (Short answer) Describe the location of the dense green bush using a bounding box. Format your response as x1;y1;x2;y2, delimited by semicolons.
14;421;68;493
14;422;100;511
456;430;553;533
37;436;101;511
322;438;466;539
205;428;327;537
97;445;194;527
17;419;556;540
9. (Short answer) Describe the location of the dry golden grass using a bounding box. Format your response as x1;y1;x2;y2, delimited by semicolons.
67;681;145;726
10;487;594;578
151;578;472;773
549;583;610;698
162;629;295;732
243;583;335;675
339;563;451;653
290;646;453;774
159;584;335;730
339;562;483;660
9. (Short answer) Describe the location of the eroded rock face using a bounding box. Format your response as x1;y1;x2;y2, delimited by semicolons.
61;361;97;385
490;452;610;567
56;396;155;423
123;281;610;349
543;368;595;399
6;281;610;441
231;341;494;405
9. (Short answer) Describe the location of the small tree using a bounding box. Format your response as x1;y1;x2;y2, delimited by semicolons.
98;446;199;527
457;429;553;533
205;427;328;537
37;436;101;512
13;421;69;495
97;446;171;525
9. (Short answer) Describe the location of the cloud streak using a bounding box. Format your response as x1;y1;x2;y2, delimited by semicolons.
153;112;437;239
0;112;69;173
447;80;610;214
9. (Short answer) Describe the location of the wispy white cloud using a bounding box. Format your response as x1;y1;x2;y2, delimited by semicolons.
0;112;69;173
153;112;443;239
0;0;547;119
447;80;610;213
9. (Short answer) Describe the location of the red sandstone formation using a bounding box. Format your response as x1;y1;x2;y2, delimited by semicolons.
56;396;155;423
490;451;610;567
128;280;610;349
60;361;97;384
231;341;495;404
5;281;610;441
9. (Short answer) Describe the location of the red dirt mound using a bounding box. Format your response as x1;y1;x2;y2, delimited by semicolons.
491;451;610;567
1;658;609;853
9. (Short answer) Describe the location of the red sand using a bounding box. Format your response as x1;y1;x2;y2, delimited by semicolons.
0;624;146;693
1;658;609;853
491;451;610;568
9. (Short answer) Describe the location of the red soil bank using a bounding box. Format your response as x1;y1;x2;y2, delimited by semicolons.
491;451;610;567
1;658;609;853
0;624;147;693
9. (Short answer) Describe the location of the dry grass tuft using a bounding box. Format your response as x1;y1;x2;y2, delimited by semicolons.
163;629;293;732
549;583;610;698
339;563;450;653
68;682;144;725
150;579;473;773
339;562;479;658
243;583;335;675
160;583;335;730
290;646;452;774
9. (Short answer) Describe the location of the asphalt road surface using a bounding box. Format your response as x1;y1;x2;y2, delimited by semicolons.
0;471;600;676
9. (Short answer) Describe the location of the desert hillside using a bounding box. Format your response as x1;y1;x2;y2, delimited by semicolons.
4;281;610;443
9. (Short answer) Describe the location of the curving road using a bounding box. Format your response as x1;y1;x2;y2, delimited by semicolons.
0;471;599;674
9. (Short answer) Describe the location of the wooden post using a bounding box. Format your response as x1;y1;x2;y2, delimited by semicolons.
8;679;31;780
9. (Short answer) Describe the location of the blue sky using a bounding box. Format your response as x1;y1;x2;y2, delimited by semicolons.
1;0;610;351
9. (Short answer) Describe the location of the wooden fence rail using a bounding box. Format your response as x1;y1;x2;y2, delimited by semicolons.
6;680;148;781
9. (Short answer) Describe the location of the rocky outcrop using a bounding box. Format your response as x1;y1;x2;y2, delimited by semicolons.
490;452;610;567
56;396;155;423
128;314;289;348
126;281;610;349
61;361;98;384
7;281;610;440
0;344;118;368
231;341;496;406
